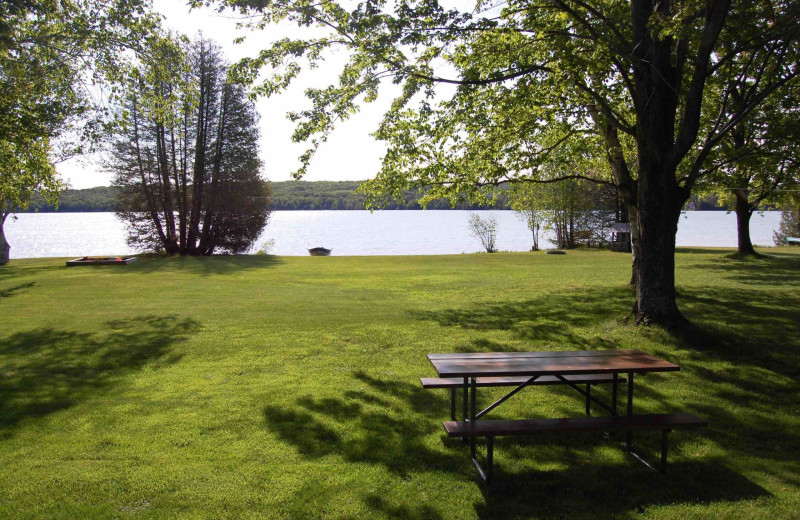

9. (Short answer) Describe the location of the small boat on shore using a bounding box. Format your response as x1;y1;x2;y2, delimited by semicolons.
308;247;332;256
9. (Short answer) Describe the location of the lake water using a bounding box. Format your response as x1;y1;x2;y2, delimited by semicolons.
3;210;783;259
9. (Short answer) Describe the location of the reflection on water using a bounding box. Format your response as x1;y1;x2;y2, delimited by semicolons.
3;210;783;259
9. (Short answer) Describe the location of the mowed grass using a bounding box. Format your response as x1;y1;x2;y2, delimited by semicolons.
1;249;799;519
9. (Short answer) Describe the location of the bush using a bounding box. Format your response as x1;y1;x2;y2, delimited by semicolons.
468;213;498;253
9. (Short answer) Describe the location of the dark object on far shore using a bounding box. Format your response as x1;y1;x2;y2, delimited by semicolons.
66;256;138;266
308;247;332;256
546;250;566;255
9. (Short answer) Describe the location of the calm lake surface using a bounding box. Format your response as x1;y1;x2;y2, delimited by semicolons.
4;210;783;259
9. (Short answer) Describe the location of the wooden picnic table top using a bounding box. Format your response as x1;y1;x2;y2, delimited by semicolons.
427;349;679;378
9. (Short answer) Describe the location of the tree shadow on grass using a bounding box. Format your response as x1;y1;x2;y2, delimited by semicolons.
678;286;800;376
127;255;283;277
0;281;35;298
679;250;800;286
0;314;200;436
473;455;766;520
261;368;766;519
0;262;63;282
408;285;633;349
263;372;459;478
360;494;445;520
664;285;800;484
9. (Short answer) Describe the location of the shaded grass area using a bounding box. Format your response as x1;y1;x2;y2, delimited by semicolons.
0;249;798;519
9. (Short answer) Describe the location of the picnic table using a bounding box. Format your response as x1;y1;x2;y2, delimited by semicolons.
424;349;706;482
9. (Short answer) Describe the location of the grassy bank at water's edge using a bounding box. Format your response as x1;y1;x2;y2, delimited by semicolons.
1;249;799;519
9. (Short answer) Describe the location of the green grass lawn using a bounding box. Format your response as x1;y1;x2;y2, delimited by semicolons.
1;249;799;519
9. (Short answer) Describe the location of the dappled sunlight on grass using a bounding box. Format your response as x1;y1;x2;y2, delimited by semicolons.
0;315;199;435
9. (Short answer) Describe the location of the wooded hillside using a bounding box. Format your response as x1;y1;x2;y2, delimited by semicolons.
21;181;510;212
19;182;737;213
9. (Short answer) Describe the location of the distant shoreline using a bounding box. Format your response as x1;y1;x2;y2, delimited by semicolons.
19;181;734;213
20;181;511;212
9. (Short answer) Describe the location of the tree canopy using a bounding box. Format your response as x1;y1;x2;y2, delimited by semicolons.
0;0;161;264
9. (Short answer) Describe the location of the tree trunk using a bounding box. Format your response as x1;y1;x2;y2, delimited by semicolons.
187;41;209;254
633;155;688;328
0;212;10;265
169;123;185;251
733;188;757;256
156;121;179;254
131;97;169;248
629;206;640;286
199;84;228;254
628;0;708;329
180;108;190;251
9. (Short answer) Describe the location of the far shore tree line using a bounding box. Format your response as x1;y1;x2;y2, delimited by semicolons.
3;0;800;333
20;181;508;212
20;182;784;214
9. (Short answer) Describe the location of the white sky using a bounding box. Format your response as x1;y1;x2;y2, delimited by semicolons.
58;1;392;189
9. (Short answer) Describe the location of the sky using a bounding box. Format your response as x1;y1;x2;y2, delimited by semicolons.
58;1;392;189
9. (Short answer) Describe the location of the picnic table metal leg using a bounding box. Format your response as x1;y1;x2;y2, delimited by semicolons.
450;388;456;421
627;426;672;475
463;377;468;421
470;377;476;422
470;439;492;484
487;437;494;483
585;384;591;416
612;372;618;416
626;372;634;449
470;436;476;461
660;429;670;474
469;377;477;465
460;377;469;443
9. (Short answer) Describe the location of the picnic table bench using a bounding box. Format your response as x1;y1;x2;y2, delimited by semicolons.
424;349;706;482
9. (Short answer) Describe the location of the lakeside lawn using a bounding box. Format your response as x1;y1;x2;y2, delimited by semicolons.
1;249;799;519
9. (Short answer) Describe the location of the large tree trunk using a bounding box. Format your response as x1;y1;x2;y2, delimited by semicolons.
733;188;757;256
0;212;10;265
156;121;179;254
633;156;688;328
628;0;721;329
